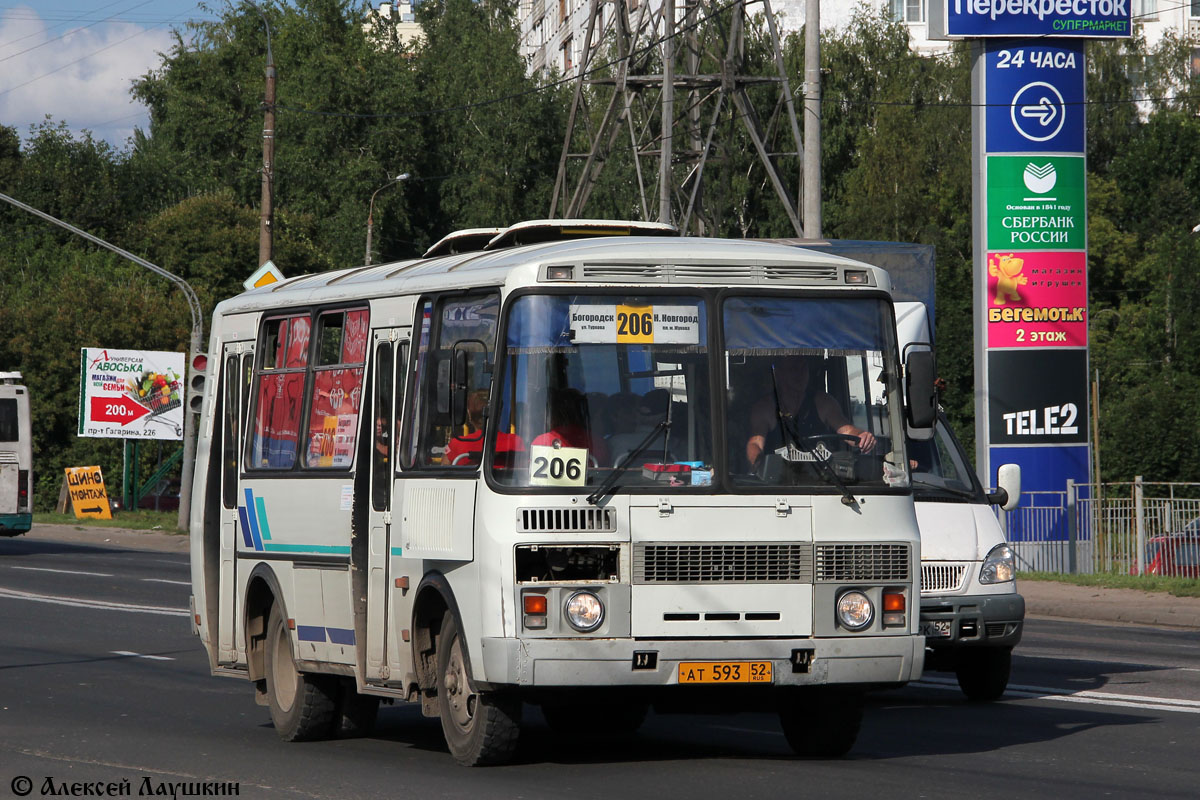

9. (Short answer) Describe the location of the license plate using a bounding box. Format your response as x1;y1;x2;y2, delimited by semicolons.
920;620;952;638
677;661;773;684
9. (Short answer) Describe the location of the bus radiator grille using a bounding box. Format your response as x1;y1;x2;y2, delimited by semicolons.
633;543;814;584
814;544;910;582
517;507;617;533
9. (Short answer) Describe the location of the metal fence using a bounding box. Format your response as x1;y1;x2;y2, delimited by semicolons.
1005;479;1200;577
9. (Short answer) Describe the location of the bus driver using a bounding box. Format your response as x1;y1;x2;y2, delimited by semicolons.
745;355;876;470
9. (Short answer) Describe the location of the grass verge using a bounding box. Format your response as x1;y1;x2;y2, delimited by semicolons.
1022;570;1200;598
33;511;185;535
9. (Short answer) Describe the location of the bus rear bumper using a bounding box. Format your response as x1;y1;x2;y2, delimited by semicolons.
478;634;924;689
0;512;32;535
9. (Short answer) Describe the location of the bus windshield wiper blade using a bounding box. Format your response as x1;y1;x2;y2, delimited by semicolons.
586;419;670;506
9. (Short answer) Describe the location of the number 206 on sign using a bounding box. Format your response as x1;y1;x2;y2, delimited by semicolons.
529;445;588;486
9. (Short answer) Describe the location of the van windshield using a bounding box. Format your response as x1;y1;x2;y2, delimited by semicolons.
491;293;712;489
908;418;985;503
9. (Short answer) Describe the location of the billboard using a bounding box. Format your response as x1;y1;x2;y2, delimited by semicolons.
932;1;1132;39
78;348;186;440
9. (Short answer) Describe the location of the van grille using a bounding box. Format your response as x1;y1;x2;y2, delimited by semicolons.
920;562;968;594
815;544;910;582
634;543;814;584
517;507;617;533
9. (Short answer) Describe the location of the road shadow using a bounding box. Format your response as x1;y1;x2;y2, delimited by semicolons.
0;536;142;558
352;688;1161;766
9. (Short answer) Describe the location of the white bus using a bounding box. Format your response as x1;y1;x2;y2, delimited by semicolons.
0;371;33;536
189;222;937;765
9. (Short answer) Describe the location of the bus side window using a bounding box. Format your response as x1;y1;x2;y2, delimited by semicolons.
371;342;394;511
405;293;499;469
303;309;369;470
248;315;311;470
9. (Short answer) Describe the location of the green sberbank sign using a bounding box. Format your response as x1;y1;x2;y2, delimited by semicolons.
987;155;1085;250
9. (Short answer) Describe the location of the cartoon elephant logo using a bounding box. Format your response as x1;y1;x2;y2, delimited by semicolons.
988;254;1027;305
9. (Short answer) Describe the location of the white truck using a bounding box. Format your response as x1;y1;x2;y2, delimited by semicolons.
896;303;1024;701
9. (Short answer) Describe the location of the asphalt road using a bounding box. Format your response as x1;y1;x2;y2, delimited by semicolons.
1;535;1197;800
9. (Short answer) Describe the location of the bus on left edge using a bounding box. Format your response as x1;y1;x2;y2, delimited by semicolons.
0;371;33;536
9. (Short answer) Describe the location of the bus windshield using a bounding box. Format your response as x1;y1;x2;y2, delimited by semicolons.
723;296;909;490
491;293;712;489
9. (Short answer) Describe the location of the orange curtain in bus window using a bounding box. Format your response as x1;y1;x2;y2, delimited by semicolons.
254;372;305;469
305;367;364;468
284;315;311;367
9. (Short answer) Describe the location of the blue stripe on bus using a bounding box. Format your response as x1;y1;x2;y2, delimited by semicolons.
254;495;272;541
243;488;263;551
327;628;356;645
236;505;254;549
390;547;403;557
296;626;326;642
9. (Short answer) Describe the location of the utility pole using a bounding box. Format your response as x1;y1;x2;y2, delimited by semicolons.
258;7;276;267
803;0;821;239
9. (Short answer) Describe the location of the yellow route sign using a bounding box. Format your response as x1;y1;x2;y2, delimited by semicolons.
65;466;113;520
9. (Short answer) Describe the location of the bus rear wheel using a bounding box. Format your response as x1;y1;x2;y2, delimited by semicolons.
264;605;336;741
436;611;521;766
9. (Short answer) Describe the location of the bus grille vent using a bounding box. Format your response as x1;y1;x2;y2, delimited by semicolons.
763;265;840;283
815;544;910;582
633;543;814;584
517;507;617;533
920;562;968;594
0;452;17;464
579;264;666;281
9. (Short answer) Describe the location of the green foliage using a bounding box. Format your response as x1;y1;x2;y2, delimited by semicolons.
1021;571;1200;598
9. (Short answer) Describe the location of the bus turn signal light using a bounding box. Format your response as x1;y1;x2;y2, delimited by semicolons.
523;592;548;630
883;592;905;612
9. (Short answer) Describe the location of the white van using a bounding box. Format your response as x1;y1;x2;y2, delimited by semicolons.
896;303;1023;701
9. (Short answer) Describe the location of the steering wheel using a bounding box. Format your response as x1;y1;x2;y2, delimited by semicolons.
799;433;861;446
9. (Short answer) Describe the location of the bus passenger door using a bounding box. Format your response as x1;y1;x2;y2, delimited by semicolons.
218;342;253;665
363;331;407;684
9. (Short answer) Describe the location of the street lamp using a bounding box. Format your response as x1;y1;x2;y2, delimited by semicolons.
365;173;409;266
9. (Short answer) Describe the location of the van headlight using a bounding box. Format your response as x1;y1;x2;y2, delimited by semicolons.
980;544;1016;584
836;590;874;631
564;591;604;632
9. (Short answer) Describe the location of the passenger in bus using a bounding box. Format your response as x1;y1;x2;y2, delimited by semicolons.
445;389;524;467
531;387;609;464
744;355;876;469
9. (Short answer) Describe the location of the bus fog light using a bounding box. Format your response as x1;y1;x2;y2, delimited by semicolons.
836;591;874;631
564;591;604;632
882;612;905;627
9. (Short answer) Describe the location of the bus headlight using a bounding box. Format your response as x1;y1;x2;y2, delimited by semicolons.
564;591;604;632
980;544;1016;584
836;590;874;631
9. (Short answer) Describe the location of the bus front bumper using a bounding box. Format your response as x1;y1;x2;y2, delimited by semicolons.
477;634;924;689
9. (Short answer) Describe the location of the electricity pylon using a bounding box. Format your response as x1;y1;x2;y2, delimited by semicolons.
550;0;807;236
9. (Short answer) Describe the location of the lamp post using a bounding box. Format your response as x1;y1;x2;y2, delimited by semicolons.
365;173;409;266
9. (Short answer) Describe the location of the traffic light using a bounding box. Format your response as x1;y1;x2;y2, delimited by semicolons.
188;353;208;414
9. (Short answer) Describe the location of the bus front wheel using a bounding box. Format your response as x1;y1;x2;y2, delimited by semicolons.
436;611;521;766
778;688;863;758
264;605;336;741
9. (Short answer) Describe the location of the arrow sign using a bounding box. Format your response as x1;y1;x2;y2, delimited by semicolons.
81;506;103;514
90;395;150;425
1019;98;1057;127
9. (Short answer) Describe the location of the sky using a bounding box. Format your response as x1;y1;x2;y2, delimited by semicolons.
0;1;220;149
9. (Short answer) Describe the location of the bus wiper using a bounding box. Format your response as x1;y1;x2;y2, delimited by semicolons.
771;365;858;508
586;417;671;506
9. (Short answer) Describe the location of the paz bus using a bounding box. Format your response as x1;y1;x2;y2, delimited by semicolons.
0;371;32;536
188;221;937;765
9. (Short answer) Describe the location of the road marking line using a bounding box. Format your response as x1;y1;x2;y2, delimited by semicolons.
915;676;1200;713
0;586;189;617
141;578;190;586
111;650;175;661
9;566;113;577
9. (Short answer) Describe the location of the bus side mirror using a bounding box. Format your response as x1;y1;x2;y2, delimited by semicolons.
903;346;936;432
989;463;1021;512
